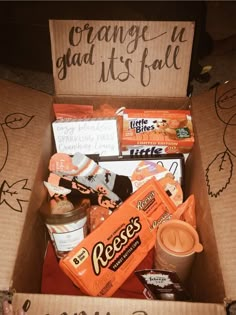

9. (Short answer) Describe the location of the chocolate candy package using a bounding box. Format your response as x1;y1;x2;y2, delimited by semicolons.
59;178;176;297
135;269;191;301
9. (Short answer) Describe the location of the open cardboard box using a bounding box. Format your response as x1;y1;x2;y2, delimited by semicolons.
0;20;236;314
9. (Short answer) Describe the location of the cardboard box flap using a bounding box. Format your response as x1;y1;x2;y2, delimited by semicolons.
13;293;226;315
191;80;236;300
0;80;53;291
49;20;194;98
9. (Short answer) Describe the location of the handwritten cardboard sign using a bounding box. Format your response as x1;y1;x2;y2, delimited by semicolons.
49;20;194;97
52;118;120;156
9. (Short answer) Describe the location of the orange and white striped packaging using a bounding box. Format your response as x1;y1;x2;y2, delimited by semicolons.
59;177;176;297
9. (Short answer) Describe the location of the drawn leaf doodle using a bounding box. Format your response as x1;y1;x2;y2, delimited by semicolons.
0;179;31;212
5;113;34;129
206;151;233;197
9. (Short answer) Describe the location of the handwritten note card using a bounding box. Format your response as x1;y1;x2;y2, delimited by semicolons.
52;118;120;156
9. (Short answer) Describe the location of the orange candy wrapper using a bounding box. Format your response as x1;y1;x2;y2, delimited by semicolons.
53;103;120;119
172;194;197;229
59;177;176;297
87;205;111;232
53;103;94;119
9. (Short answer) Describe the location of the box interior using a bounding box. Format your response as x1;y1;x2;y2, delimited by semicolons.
10;94;225;305
2;17;235;313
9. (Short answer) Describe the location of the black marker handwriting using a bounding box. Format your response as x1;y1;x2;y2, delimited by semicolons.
205;86;236;197
0;112;33;211
56;23;187;85
44;310;148;315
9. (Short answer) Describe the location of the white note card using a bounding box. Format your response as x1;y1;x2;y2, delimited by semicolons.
52;118;120;156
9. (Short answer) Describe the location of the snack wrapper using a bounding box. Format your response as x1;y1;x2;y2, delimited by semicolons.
135;269;191;301
60;178;176;297
172;194;196;228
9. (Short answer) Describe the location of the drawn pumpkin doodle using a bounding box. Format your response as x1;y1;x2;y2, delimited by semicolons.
206;86;236;197
0;112;34;211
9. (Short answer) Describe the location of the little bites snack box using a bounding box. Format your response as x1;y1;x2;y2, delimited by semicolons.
0;19;235;315
122;109;194;155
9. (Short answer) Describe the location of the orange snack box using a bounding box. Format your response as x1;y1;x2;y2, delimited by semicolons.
59;178;176;297
122;109;194;154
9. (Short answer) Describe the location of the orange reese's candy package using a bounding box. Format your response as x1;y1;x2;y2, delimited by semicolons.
59;177;176;297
